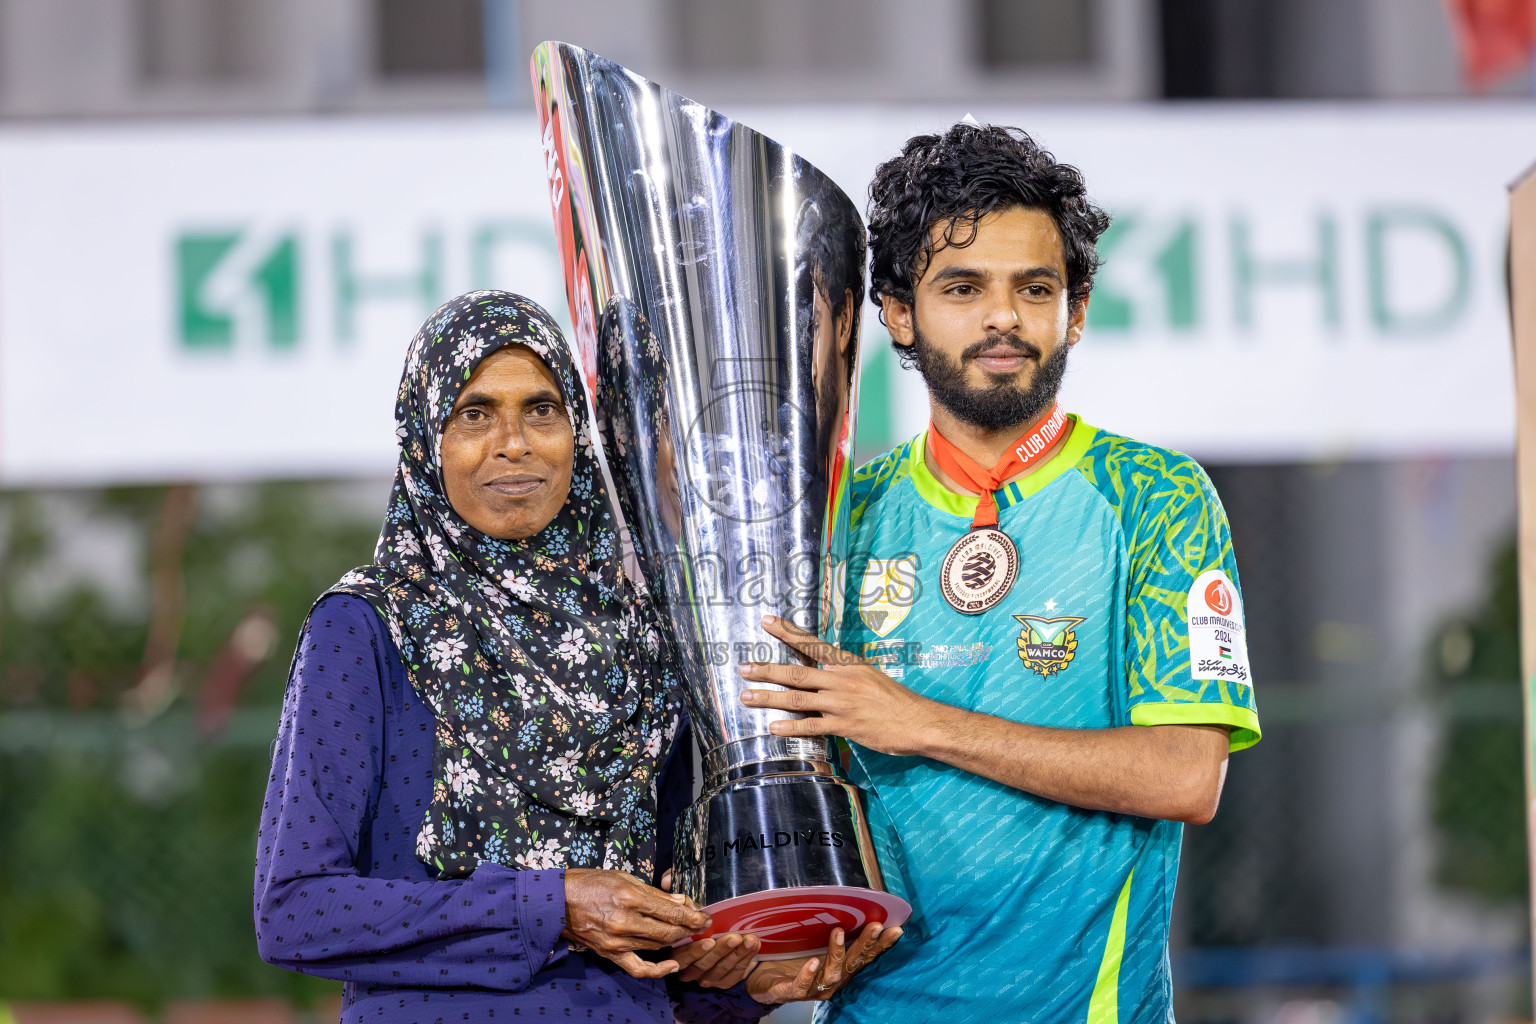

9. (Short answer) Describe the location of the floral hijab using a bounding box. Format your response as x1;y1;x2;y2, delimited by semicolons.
329;290;682;880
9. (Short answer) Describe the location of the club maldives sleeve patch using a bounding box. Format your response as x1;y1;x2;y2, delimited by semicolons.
1187;569;1251;687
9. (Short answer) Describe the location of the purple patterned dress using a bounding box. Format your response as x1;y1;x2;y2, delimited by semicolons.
255;594;769;1024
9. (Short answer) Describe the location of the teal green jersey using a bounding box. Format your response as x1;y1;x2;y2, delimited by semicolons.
821;417;1260;1024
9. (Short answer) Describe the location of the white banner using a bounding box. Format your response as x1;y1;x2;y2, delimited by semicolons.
0;106;1526;485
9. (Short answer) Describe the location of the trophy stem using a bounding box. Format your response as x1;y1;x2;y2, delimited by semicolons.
701;734;832;784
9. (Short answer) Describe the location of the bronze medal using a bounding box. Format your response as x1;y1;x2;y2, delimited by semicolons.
939;527;1019;615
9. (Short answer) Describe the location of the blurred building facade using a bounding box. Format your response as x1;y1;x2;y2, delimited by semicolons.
0;0;1511;121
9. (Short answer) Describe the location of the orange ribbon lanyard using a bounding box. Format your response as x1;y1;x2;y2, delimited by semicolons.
926;402;1068;529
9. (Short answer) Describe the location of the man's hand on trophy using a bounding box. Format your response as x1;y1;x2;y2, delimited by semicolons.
739;614;944;756
562;868;712;978
746;923;903;1004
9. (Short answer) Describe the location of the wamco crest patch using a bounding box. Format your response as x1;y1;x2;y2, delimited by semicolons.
1013;614;1086;677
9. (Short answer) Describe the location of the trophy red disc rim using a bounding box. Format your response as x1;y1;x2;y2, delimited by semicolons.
673;886;912;962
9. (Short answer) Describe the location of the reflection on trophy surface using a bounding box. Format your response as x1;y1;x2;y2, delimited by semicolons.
532;41;910;959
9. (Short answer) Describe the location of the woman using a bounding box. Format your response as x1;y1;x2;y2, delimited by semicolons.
254;292;897;1023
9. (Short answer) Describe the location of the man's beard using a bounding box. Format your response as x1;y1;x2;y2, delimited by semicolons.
910;324;1069;432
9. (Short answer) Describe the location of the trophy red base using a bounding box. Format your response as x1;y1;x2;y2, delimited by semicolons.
672;768;912;960
681;885;911;960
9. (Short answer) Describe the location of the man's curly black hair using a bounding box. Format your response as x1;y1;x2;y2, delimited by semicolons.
867;123;1110;353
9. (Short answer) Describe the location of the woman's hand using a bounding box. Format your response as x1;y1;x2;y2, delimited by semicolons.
563;868;712;978
672;932;763;988
656;870;763;989
747;923;903;1004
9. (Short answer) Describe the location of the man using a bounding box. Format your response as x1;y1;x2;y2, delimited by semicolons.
738;123;1261;1022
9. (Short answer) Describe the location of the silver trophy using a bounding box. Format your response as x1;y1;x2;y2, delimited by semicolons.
532;42;910;960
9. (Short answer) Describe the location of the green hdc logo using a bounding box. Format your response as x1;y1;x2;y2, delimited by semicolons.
174;206;1480;351
849;204;1482;456
175;221;562;350
1086;206;1478;336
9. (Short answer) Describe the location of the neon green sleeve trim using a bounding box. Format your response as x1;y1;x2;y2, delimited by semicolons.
1129;701;1262;752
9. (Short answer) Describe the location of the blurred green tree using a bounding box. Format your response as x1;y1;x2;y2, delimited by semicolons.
1431;535;1527;904
0;482;380;1008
